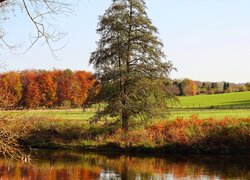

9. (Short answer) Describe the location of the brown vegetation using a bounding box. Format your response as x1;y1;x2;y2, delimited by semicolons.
0;114;37;160
25;116;250;154
107;116;250;153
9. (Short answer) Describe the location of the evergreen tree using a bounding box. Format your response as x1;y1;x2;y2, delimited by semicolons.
90;0;175;131
211;82;218;89
201;82;206;89
223;82;231;93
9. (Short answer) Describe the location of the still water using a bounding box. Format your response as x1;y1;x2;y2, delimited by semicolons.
0;150;249;179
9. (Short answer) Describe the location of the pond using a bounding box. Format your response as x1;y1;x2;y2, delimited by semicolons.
0;150;249;179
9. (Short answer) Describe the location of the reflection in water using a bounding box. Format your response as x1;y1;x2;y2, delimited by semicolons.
0;150;249;179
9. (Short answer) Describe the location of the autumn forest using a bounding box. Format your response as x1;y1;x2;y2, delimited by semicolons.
0;70;97;109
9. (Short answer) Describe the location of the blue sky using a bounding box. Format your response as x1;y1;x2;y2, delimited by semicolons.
2;0;250;83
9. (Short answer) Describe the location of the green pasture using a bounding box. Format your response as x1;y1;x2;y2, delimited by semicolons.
2;108;250;120
171;109;250;119
1;91;250;120
176;91;250;108
1;110;94;120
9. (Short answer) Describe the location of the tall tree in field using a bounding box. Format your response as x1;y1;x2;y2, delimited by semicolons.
90;0;175;131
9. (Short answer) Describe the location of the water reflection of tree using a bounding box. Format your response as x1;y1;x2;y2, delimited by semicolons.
0;152;249;179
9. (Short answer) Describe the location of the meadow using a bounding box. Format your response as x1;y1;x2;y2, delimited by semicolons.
2;91;250;120
2;108;249;120
1;91;250;155
177;91;250;109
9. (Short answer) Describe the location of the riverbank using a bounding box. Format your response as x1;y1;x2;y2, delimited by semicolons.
23;116;250;155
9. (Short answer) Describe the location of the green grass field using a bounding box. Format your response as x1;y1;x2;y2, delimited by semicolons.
171;109;250;119
2;108;250;120
176;91;250;108
1;91;250;120
1;110;94;120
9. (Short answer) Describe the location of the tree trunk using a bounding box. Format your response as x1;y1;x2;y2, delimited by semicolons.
122;105;129;131
120;2;133;132
121;86;129;131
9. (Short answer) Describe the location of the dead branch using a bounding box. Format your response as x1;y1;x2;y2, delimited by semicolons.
0;0;73;57
0;114;37;160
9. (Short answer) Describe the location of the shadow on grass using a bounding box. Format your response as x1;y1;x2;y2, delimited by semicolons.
219;100;250;108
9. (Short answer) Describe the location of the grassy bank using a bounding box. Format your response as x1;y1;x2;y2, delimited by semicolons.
24;116;250;154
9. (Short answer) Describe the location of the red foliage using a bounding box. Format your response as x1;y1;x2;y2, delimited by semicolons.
20;70;41;108
37;72;57;107
0;70;97;109
55;69;73;105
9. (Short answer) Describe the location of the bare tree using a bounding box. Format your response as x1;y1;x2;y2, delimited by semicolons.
0;0;73;160
0;0;73;56
0;114;37;160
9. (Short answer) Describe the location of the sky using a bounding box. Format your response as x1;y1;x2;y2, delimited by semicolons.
1;0;250;83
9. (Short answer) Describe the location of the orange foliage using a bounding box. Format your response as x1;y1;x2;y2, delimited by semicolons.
0;70;97;109
189;80;197;96
38;72;57;107
20;70;41;108
0;72;22;108
107;116;250;152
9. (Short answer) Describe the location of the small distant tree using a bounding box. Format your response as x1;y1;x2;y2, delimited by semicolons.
245;83;250;91
169;82;181;95
199;82;207;94
90;0;175;131
177;82;183;95
189;80;197;96
223;82;231;93
223;82;227;92
211;82;218;89
181;79;197;96
209;82;219;94
201;82;206;89
238;85;247;92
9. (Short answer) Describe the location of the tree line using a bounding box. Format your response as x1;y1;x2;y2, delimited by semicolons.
1;68;248;110
167;78;250;96
0;69;97;109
